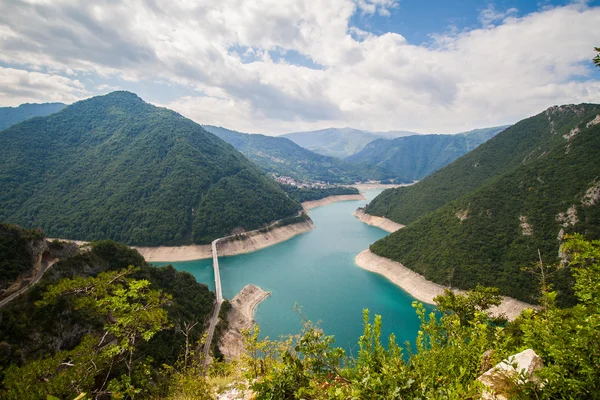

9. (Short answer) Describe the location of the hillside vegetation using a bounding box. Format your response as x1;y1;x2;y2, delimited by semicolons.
0;91;301;246
203;125;399;183
0;102;66;131
367;104;600;225
346;126;507;181
0;228;217;399
369;104;600;304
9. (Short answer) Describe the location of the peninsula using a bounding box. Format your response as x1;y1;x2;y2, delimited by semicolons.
354;208;404;233
219;284;271;360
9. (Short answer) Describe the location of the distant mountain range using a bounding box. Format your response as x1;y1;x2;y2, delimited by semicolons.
0;102;66;131
0;91;302;246
281;127;418;158
367;103;600;305
346;126;509;181
203;125;401;183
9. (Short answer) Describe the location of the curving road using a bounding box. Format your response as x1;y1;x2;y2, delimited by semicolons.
0;258;57;308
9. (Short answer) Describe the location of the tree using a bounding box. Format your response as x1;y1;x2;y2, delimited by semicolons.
510;234;600;398
1;267;172;398
434;285;502;326
38;267;171;378
594;47;600;67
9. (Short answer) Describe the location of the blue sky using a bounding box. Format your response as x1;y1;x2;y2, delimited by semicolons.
352;1;599;45
0;0;598;134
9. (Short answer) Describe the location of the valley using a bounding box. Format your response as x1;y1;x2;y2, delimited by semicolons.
0;64;599;399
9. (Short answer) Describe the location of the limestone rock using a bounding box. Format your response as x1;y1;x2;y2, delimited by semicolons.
519;216;534;236
477;349;543;400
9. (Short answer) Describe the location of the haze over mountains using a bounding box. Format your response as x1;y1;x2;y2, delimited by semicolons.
205;125;507;183
0;102;66;131
203;125;400;183
347;126;508;181
0;91;301;246
281;127;419;158
367;104;600;305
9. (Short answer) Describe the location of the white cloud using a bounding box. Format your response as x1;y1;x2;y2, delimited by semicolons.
478;4;519;27
0;0;598;134
355;0;399;16
0;67;88;105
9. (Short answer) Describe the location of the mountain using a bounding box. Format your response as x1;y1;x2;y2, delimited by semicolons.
0;91;302;246
372;129;419;139
0;102;66;131
203;125;401;183
281;127;418;158
366;106;600;225
346;126;508;181
367;104;600;304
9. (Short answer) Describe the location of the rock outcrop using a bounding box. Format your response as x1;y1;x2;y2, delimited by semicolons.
477;349;544;400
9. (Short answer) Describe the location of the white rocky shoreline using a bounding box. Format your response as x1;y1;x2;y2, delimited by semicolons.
353;207;404;233
355;249;534;321
219;284;271;360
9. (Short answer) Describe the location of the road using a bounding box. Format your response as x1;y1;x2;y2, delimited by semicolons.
0;258;57;308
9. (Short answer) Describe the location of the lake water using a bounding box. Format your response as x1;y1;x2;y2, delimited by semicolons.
156;190;431;354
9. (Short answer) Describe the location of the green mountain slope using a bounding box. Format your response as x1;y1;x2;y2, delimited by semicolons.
281;127;418;158
0;102;66;131
0;91;301;246
370;105;600;304
203;125;401;183
366;105;600;225
346;126;508;181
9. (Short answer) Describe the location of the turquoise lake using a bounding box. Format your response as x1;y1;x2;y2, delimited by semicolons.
156;190;431;353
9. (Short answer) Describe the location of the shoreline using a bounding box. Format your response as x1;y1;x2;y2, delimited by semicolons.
136;193;371;261
219;284;271;360
302;194;366;210
50;193;373;263
353;208;404;233
355;249;534;321
136;219;315;262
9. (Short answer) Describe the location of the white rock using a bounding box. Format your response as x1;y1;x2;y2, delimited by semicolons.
477;349;543;400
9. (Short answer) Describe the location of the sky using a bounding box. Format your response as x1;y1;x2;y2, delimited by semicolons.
0;0;599;135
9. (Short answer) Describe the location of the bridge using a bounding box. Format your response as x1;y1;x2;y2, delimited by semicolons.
202;238;223;367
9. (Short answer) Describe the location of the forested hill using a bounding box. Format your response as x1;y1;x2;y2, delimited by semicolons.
0;228;217;398
0;91;301;246
281;127;418;158
346;126;508;181
0;102;66;131
370;104;600;304
203;125;401;183
366;104;600;225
